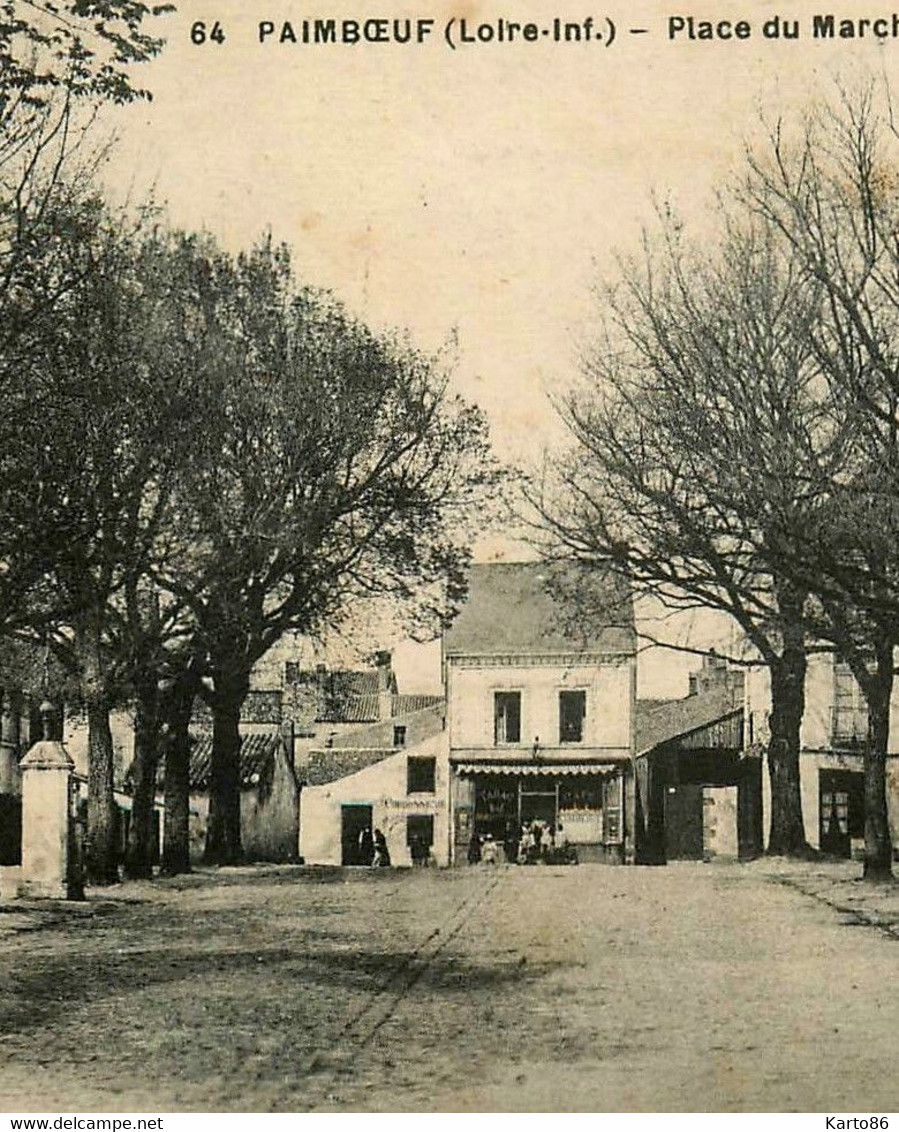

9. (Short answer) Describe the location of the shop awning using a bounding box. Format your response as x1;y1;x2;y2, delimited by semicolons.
453;762;620;777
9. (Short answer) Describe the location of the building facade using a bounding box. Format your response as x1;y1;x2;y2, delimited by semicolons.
746;653;899;857
444;562;637;864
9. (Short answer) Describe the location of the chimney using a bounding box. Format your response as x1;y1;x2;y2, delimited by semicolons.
374;650;393;720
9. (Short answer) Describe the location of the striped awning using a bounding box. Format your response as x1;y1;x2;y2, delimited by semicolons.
454;762;619;777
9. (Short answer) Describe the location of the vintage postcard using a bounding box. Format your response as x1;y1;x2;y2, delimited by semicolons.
1;0;898;1117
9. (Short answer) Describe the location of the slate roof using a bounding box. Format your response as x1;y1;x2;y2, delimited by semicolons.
634;685;743;757
444;561;635;656
189;732;282;791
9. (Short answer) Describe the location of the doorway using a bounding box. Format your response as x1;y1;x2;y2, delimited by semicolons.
663;784;704;860
341;804;373;865
819;769;863;858
520;792;557;826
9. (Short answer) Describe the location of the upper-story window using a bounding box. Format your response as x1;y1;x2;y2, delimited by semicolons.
393;724;407;747
494;691;521;744
407;756;436;794
559;689;586;743
833;660;867;746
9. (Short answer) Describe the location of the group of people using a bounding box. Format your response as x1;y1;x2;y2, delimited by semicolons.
468;819;577;866
357;826;391;867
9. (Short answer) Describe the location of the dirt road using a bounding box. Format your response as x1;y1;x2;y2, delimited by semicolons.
0;862;896;1112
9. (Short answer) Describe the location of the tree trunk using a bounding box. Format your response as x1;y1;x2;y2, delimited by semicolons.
124;679;161;880
85;695;119;885
862;639;894;882
161;675;196;876
204;670;248;865
766;641;809;856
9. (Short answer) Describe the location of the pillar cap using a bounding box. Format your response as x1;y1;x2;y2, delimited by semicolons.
20;739;74;771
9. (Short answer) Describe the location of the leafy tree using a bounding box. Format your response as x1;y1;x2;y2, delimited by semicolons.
4;206;207;883
1;0;170;110
154;238;499;864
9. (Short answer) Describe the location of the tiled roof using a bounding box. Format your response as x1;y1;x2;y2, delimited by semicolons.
189;732;282;791
312;669;401;723
312;687;439;724
445;562;635;656
393;694;443;714
634;686;743;756
317;693;381;724
305;747;396;786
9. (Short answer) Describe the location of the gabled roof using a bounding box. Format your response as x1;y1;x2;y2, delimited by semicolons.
444;561;635;657
634;685;742;757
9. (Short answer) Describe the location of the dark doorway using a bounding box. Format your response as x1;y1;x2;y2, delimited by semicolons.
341;804;374;865
663;783;704;860
520;792;556;826
819;769;864;858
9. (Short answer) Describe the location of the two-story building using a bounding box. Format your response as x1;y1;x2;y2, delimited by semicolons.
746;654;899;857
298;560;638;867
444;561;637;864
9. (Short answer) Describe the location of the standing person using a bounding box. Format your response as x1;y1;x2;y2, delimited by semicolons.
504;819;519;867
358;826;374;866
372;827;391;867
518;823;532;865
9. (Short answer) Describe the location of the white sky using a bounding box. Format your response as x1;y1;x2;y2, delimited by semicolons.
100;2;899;695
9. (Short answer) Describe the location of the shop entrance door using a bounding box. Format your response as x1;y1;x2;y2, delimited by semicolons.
520;792;556;826
341;804;373;865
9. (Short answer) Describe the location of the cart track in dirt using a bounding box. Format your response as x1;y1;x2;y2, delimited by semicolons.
295;871;501;1111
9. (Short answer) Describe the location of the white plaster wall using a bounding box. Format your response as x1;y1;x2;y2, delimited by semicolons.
447;659;632;750
746;658;899;850
300;732;450;867
747;653;899;755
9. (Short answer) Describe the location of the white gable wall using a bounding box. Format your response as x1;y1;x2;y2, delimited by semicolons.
300;732;449;866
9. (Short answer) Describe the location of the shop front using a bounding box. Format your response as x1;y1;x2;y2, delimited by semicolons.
451;761;627;864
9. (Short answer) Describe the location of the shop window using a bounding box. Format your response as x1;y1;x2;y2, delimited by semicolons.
393;724;407;747
407;756;436;794
407;813;434;848
559;690;586;743
494;691;521;744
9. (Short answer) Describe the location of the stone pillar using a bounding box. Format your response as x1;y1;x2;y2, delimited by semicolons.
18;701;79;900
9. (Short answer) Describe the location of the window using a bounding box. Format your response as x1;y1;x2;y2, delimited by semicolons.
406;813;434;847
407;756;436;794
393;724;407;747
494;691;521;744
559;690;586;743
833;660;867;745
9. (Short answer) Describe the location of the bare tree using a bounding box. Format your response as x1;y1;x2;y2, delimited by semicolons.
537;211;855;856
738;84;899;877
